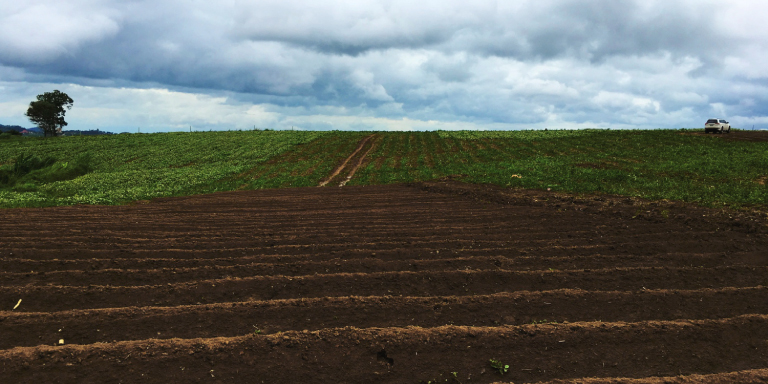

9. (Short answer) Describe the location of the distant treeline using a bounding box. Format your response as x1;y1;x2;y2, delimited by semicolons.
0;124;113;136
0;124;35;133
61;129;114;136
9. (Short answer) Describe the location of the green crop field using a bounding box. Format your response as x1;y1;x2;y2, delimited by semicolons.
0;129;766;209
0;130;328;207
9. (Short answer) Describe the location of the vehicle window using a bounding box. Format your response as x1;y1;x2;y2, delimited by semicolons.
706;119;718;124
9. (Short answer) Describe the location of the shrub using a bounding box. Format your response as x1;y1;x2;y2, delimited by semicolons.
0;152;93;189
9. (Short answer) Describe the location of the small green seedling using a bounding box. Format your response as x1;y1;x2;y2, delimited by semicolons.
252;326;261;335
489;359;509;375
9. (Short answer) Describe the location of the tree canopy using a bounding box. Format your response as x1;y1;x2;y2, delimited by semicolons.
25;90;74;137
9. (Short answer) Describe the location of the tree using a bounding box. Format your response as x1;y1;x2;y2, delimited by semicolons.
25;90;74;137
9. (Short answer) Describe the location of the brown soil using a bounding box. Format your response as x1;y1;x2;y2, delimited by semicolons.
1;181;767;383
520;368;768;383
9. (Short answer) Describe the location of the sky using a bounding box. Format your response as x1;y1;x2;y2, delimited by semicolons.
1;0;768;132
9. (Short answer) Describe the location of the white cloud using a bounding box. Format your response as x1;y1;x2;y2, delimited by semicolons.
0;101;28;121
0;1;120;62
511;78;579;98
348;70;394;101
710;103;727;117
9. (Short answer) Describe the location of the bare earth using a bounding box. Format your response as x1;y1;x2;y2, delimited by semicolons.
1;181;767;383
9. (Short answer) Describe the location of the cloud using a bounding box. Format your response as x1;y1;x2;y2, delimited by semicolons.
1;0;768;130
233;0;497;55
0;1;120;63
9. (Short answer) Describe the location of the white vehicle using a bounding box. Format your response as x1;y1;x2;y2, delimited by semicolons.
705;118;730;134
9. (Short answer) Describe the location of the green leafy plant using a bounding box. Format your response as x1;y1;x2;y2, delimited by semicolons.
489;359;509;375
0;153;56;187
2;129;767;209
0;152;95;192
11;153;56;177
0;130;328;207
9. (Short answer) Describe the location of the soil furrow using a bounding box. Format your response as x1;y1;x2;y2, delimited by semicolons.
3;250;760;274
0;230;735;250
2;236;753;261
2;287;767;350
527;369;768;384
0;257;506;286
2;251;766;286
0;232;723;250
3;266;767;311
2;315;768;384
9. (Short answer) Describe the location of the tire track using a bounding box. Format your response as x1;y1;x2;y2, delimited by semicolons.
339;135;378;186
318;134;376;187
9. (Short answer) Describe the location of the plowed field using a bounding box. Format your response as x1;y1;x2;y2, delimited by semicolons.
2;182;767;383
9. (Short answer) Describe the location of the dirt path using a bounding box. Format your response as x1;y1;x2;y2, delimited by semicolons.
1;182;767;383
318;134;377;187
339;137;377;186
